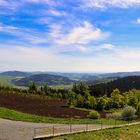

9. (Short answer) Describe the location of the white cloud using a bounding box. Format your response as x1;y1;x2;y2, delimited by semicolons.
48;9;67;16
50;21;110;45
137;18;140;24
81;0;140;9
99;44;115;50
0;23;18;31
0;45;140;72
76;43;115;53
0;21;112;54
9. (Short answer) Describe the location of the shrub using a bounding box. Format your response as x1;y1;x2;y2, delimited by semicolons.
88;110;100;119
121;106;136;120
106;112;121;119
136;102;140;116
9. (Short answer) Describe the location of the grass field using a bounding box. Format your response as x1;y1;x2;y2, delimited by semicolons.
0;76;15;86
50;84;73;89
0;107;129;125
51;124;140;140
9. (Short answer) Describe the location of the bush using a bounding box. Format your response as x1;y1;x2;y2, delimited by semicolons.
88;110;100;119
106;112;121;119
121;106;136;120
136;102;140;116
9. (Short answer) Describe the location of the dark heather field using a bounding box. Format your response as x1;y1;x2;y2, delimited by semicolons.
0;92;88;118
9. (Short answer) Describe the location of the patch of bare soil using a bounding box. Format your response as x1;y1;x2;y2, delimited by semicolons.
0;92;88;118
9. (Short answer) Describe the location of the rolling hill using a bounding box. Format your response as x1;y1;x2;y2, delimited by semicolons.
12;74;76;86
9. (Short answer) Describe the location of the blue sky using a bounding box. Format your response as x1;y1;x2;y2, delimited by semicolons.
0;0;140;72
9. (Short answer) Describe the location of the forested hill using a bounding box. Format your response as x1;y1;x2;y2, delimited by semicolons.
90;76;140;96
12;74;75;86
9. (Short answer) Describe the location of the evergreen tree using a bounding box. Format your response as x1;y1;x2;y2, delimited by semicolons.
29;81;37;92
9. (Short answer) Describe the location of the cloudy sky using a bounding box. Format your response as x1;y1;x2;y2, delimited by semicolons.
0;0;140;72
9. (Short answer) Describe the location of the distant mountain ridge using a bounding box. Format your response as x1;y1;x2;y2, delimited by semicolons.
1;71;140;87
0;71;32;77
12;74;75;86
82;72;140;84
100;72;140;78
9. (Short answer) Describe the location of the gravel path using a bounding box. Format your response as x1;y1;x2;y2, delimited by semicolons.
0;118;114;140
0;118;55;140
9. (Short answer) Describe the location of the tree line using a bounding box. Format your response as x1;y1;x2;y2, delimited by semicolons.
0;81;140;115
38;82;140;115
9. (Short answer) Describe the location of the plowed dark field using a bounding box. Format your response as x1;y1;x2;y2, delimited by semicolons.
0;93;88;118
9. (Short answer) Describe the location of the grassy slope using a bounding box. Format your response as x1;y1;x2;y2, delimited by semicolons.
0;76;15;86
50;84;73;90
0;107;128;125
51;124;140;140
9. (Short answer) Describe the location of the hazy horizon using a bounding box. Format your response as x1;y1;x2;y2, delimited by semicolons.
1;70;140;74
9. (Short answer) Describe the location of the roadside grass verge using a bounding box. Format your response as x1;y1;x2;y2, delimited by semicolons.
0;107;130;125
51;124;140;140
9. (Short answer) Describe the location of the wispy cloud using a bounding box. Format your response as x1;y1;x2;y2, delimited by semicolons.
0;0;21;10
81;0;140;9
0;23;48;44
0;21;112;55
0;23;18;31
48;9;67;16
0;0;58;13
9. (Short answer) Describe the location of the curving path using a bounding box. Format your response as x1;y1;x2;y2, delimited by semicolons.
0;118;109;140
0;118;139;140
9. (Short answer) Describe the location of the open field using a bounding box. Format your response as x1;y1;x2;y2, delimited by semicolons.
0;76;15;86
50;84;73;90
51;124;140;140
